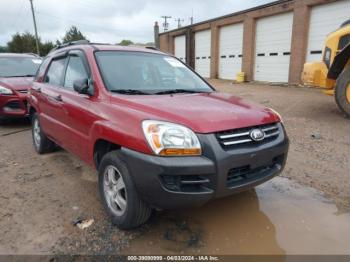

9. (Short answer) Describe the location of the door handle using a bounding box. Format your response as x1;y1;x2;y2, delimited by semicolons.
53;95;63;102
48;94;63;102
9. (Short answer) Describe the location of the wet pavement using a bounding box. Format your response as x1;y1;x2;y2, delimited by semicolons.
124;177;350;255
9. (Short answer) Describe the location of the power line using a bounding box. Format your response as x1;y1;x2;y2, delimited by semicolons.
10;0;25;31
35;10;153;44
35;11;122;34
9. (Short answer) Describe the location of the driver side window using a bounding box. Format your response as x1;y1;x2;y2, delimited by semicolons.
64;56;88;91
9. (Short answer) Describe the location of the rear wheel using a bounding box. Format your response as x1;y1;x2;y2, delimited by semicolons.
98;151;152;229
335;67;350;118
31;113;56;154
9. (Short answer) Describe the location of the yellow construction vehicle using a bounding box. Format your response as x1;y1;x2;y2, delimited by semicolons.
302;20;350;118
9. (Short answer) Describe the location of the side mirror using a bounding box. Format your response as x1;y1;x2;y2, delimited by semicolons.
73;78;90;95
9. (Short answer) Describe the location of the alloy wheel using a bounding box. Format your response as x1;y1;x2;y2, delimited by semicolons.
33;118;41;148
103;165;127;216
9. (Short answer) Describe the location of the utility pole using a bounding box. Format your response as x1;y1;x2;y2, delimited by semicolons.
190;9;194;25
161;16;171;32
174;18;184;28
29;0;40;55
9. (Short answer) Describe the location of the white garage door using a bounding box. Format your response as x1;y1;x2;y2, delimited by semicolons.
306;0;350;62
254;12;294;82
174;35;186;63
195;30;211;78
218;23;243;80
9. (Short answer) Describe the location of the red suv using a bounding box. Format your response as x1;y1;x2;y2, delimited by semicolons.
28;41;289;229
0;53;42;123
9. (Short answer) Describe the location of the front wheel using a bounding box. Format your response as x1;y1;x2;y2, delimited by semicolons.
31;113;56;154
335;67;350;118
98;151;152;229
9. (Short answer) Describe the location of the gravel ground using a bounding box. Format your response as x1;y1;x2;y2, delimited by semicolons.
0;80;349;255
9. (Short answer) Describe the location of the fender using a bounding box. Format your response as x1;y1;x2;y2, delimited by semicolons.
88;120;152;166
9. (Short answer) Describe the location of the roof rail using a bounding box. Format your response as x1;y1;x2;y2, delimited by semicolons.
145;46;159;51
49;40;91;53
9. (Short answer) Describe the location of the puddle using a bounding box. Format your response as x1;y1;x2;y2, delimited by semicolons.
123;177;350;255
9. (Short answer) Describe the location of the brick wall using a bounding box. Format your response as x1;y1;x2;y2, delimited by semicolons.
159;0;339;84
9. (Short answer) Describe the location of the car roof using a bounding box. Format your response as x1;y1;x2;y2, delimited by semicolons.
0;53;40;58
48;43;166;57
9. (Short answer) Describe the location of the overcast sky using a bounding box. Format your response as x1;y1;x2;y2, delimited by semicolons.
0;0;273;46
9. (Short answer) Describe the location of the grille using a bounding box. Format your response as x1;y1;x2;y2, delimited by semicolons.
227;154;284;187
216;123;280;149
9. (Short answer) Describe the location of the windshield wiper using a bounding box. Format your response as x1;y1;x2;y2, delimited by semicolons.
154;89;207;95
110;89;151;95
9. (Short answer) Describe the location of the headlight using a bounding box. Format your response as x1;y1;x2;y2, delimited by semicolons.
0;85;13;95
142;120;202;156
269;108;283;122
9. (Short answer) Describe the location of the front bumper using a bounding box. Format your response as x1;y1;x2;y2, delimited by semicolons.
120;123;289;209
0;93;28;119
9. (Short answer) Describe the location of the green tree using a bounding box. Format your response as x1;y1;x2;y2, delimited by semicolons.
62;26;87;43
40;41;55;56
6;32;55;56
0;46;8;53
118;39;134;46
7;32;38;54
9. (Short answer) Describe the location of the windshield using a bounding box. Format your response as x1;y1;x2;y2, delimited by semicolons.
0;57;42;78
94;51;213;94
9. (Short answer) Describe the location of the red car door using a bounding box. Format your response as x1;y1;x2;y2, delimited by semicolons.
37;56;69;146
55;50;98;162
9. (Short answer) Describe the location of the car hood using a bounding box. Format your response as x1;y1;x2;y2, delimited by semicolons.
0;77;34;91
111;92;280;133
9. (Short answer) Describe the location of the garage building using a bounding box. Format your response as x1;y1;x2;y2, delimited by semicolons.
158;0;350;84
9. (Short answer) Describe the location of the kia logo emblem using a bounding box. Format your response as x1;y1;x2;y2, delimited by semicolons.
250;128;265;141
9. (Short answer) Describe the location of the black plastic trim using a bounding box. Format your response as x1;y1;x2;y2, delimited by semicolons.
119;127;289;210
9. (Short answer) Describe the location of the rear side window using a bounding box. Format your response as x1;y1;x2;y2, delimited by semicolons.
64;56;88;90
45;58;66;86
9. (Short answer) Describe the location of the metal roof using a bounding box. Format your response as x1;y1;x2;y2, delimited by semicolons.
159;0;293;35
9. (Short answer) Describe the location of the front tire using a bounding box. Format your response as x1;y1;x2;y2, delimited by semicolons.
335;67;350;118
31;113;56;154
98;151;152;229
